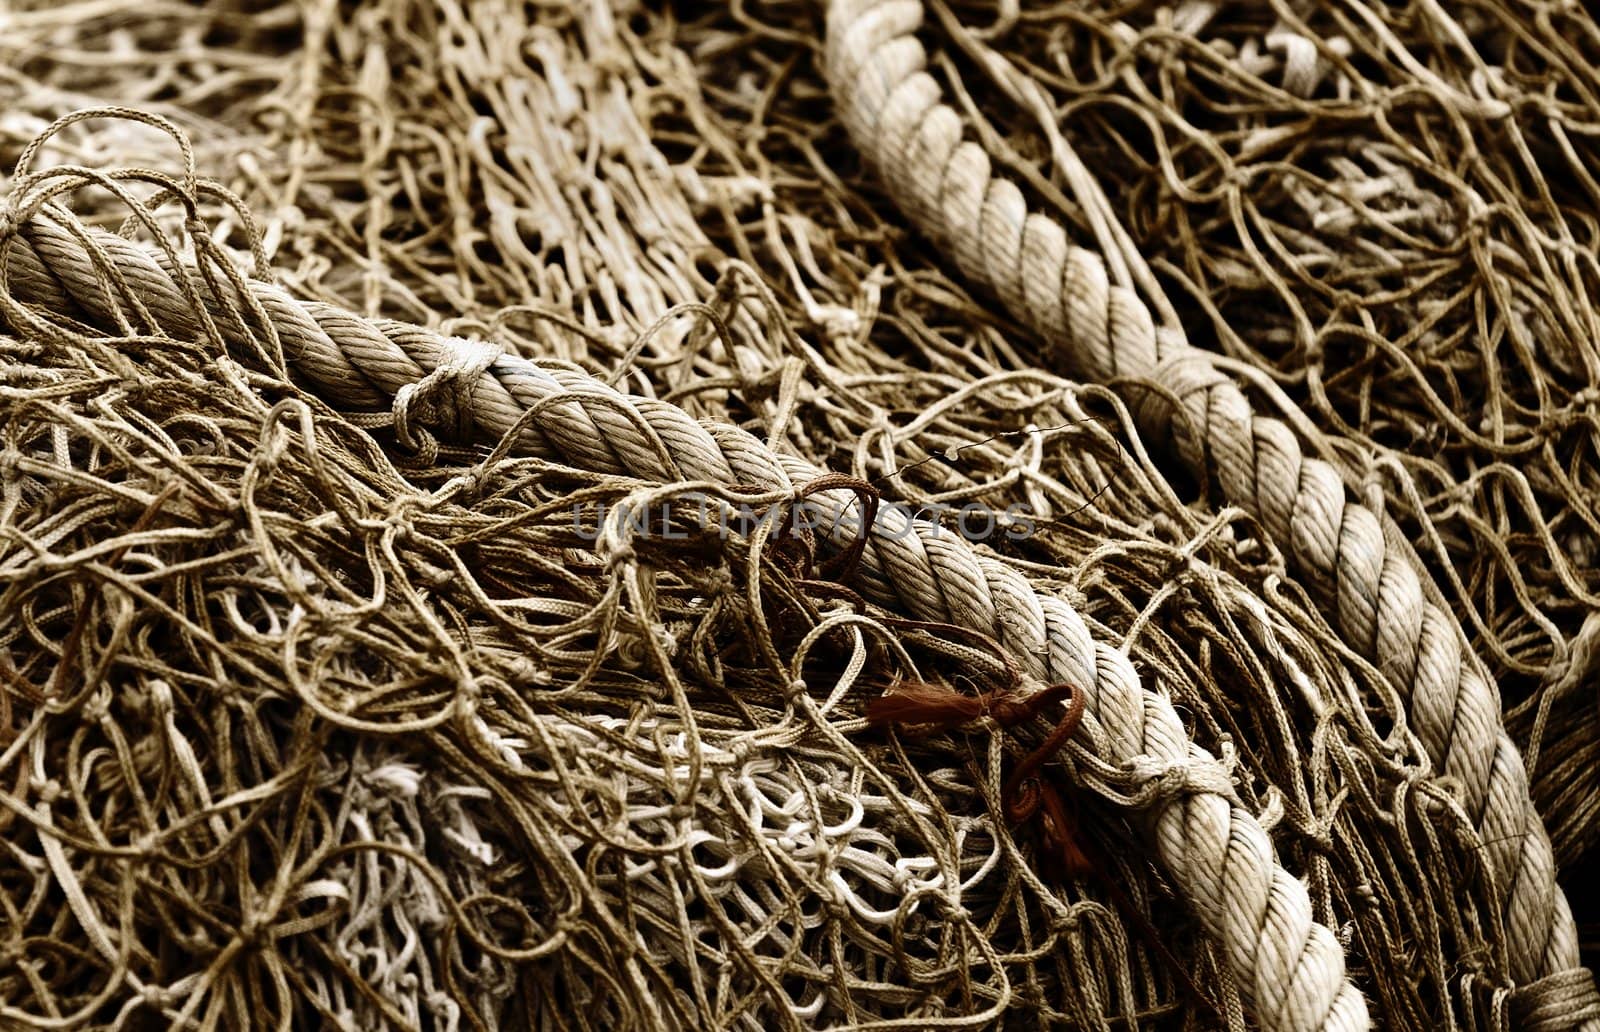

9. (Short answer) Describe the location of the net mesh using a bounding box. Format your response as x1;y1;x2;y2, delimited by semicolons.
0;0;1595;1028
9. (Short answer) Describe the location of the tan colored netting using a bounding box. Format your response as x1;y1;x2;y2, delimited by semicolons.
0;0;1595;1028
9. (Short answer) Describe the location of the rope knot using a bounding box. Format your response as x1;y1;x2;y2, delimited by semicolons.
79;691;110;724
149;678;175;716
36;778;62;805
382;498;421;541
445;464;494;504
1509;966;1600;1029
1124;753;1236;807
393;336;502;451
1049;908;1082;935
603;544;636;572
141;984;175;1009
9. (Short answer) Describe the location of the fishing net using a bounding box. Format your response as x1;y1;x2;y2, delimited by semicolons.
0;0;1596;1029
881;0;1600;868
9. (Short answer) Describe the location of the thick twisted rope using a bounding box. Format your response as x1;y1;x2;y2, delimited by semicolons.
820;0;1597;1019
0;188;1366;1028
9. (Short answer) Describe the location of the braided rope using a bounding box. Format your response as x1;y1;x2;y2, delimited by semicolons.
0;195;1367;1028
820;0;1595;1015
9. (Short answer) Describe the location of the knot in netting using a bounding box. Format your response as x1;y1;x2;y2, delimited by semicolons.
392;336;503;450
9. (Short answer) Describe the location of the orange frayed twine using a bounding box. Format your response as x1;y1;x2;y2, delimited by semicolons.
865;677;1076;735
866;676;1220;1019
866;676;1088;876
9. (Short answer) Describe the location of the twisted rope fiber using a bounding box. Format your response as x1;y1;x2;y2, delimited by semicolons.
821;0;1597;1019
0;186;1366;1029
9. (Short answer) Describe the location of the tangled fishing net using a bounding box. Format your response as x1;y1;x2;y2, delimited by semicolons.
0;0;1597;1029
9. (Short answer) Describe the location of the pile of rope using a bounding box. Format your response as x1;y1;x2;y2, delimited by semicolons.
918;0;1600;869
0;0;1595;1028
